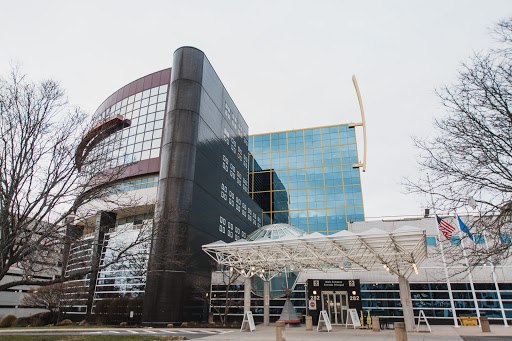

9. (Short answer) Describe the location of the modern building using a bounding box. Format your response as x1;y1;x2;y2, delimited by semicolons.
60;46;512;327
62;46;367;323
1;224;62;319
0;267;55;318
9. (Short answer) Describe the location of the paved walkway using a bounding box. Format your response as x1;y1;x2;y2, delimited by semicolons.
200;324;512;341
1;325;510;340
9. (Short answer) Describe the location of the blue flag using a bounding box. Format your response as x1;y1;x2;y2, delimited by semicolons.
457;216;474;241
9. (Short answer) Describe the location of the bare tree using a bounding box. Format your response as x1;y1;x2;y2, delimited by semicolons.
210;269;242;326
21;282;85;322
407;18;512;267
0;66;152;291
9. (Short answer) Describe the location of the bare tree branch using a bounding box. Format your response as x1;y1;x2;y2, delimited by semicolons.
405;18;512;268
0;66;153;291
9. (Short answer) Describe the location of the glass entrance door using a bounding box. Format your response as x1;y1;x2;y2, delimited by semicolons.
321;291;348;325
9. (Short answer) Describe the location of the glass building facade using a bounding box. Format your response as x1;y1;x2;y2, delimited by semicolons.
210;281;512;322
361;282;512;320
249;125;364;233
85;84;168;170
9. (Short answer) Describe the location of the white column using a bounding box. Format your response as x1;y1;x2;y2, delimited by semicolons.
264;279;270;326
244;276;251;314
398;275;415;332
491;265;508;327
483;231;509;327
458;232;481;324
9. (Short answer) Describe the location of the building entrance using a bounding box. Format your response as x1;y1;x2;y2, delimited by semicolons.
321;291;348;325
307;279;362;326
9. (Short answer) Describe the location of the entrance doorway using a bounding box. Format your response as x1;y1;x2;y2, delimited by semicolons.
321;291;348;325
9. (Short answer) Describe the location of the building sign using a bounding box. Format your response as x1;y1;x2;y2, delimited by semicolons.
322;280;346;287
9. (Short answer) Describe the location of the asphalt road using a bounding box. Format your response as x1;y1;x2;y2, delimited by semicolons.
0;329;234;339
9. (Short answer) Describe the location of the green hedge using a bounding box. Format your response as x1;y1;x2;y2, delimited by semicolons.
0;315;18;328
94;297;143;324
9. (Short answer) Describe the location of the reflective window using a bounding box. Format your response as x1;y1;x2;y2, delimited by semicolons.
305;148;323;167
271;151;287;170
346;206;364;223
475;235;486;245
500;234;511;244
450;236;461;245
306;167;324;188
248;136;254;154
289;210;308;230
342;165;361;185
253;134;271;154
288;169;306;189
287;130;304;150
341;144;358;164
324;166;343;187
256;153;271;170
339;125;356;144
426;236;437;246
307;188;326;209
308;210;327;232
287;149;305;169
272;190;289;212
322;145;341;166
100;175;159;197
325;186;344;208
321;126;339;146
289;189;307;210
304;128;321;148
326;208;346;231
271;132;287;152
272;211;289;224
272;170;288;190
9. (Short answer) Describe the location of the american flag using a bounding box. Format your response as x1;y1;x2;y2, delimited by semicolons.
436;215;456;240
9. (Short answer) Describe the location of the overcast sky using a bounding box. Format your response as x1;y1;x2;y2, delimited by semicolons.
1;0;510;220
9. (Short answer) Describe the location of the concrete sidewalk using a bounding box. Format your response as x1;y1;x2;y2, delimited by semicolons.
200;324;512;341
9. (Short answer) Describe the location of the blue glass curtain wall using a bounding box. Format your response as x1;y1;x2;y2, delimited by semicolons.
249;124;364;233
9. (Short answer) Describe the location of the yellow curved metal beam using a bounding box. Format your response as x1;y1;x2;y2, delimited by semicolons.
351;75;367;172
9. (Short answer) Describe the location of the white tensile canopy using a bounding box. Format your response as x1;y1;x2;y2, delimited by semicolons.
203;225;428;331
203;225;428;279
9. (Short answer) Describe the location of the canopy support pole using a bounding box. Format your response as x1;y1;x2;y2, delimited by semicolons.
244;276;251;314
264;279;270;326
398;275;415;332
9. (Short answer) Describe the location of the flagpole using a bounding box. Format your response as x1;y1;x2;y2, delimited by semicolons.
427;174;459;327
456;214;480;325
